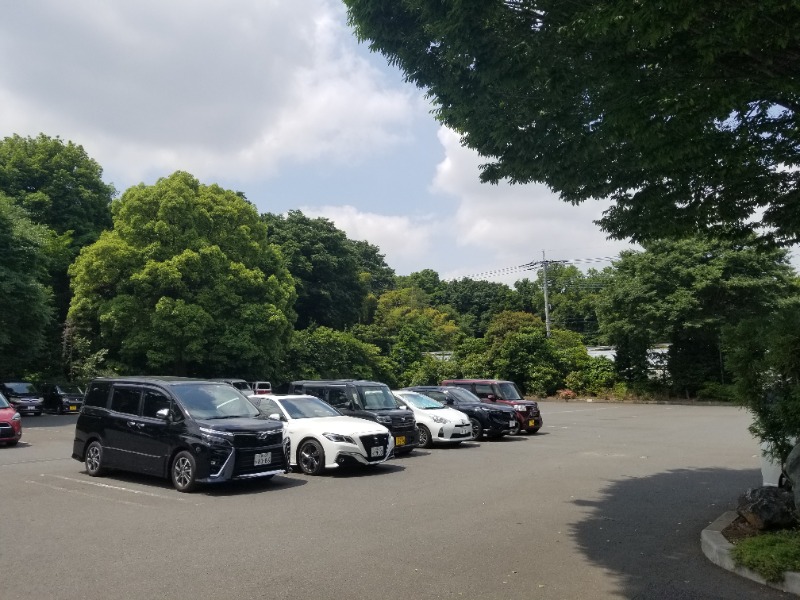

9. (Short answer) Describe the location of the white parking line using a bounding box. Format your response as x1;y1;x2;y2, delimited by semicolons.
26;479;148;507
41;474;199;504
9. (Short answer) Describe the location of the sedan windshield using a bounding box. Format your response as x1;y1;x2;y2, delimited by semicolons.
396;392;443;410
280;397;340;419
359;386;400;410
5;382;38;394
447;388;482;404
497;382;523;400
173;383;260;419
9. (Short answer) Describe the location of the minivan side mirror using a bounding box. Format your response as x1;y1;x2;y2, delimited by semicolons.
268;413;283;421
155;408;171;420
487;394;497;401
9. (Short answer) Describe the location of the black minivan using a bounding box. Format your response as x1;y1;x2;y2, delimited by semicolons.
288;380;419;454
72;377;289;492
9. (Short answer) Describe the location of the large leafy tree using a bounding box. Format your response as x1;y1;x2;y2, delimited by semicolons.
68;171;295;378
344;1;800;244
597;236;797;395
0;134;114;320
437;277;521;337
0;195;55;378
264;211;387;329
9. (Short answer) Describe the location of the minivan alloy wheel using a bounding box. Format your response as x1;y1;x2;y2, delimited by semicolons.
171;451;198;492
85;441;105;476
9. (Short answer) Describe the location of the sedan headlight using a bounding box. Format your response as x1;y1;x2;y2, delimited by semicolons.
322;432;356;444
12;413;21;421
431;415;450;424
376;415;392;425
513;404;527;412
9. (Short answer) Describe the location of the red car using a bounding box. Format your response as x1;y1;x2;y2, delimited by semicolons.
441;379;543;434
0;392;22;446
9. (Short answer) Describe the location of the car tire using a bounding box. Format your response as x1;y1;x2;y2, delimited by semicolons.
469;418;483;441
171;451;198;493
418;424;432;449
57;404;64;415
85;441;106;477
530;427;541;434
298;439;326;475
395;447;414;456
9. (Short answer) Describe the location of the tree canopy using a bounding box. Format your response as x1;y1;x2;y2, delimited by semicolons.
344;1;800;244
68;171;296;378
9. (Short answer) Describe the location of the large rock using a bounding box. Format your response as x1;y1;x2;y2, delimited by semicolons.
737;487;796;530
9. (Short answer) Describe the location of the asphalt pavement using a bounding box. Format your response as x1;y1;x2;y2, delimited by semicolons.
0;402;789;599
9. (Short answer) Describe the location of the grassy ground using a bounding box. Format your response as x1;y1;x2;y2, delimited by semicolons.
730;529;800;582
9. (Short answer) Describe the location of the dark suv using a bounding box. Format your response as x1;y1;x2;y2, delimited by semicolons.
39;383;84;414
72;377;289;492
441;379;543;434
404;385;517;439
0;382;44;416
288;380;419;454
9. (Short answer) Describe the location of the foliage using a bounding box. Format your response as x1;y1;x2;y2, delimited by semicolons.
61;323;114;384
0;195;55;378
597;236;797;396
68;171;296;378
264;211;391;329
731;530;800;583
283;326;393;384
437;278;521;337
565;356;617;396
344;1;800;245
725;297;800;462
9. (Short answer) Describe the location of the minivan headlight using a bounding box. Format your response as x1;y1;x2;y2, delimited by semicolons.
199;427;234;446
513;404;527;412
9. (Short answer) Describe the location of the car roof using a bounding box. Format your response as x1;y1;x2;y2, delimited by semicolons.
90;376;221;386
291;379;386;386
442;379;512;384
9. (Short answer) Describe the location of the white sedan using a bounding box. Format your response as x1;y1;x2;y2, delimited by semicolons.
393;390;473;448
248;394;394;475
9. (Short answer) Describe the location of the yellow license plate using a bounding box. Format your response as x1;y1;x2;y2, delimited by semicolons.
69;406;77;411
528;420;536;427
395;436;406;446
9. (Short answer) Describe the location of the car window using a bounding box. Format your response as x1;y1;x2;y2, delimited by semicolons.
448;387;483;404
110;387;142;415
497;382;522;400
359;386;398;409
424;390;449;404
281;397;340;419
4;382;38;394
84;382;111;407
326;387;350;408
258;398;283;417
474;384;493;398
0;393;9;408
172;383;260;419
142;390;171;419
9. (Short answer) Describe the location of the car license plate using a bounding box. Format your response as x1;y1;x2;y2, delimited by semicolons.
528;419;536;427
69;406;77;411
253;452;272;466
395;436;406;446
509;420;516;428
370;446;384;457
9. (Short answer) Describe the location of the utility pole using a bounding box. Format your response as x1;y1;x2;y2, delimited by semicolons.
542;250;551;337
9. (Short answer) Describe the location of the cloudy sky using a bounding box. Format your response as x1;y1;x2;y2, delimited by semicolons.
1;0;636;283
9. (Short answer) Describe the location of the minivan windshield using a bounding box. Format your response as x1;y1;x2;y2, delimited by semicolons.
497;382;523;400
4;382;38;394
448;387;482;404
59;384;84;394
358;385;400;410
173;383;260;419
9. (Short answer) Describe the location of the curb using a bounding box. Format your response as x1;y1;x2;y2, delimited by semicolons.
701;511;800;595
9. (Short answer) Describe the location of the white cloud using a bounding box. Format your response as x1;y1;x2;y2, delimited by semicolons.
0;0;416;186
301;205;437;274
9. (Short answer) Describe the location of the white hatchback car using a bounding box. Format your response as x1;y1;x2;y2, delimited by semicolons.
393;390;473;448
249;394;394;475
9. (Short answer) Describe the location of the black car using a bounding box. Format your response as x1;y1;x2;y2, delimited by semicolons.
39;383;84;414
288;379;419;454
0;382;44;416
403;385;518;440
72;377;290;492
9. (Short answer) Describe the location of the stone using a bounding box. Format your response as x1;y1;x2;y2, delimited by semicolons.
737;486;796;530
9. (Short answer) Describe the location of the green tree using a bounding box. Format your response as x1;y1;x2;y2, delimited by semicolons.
344;1;800;244
597;236;797;396
437;278;521;337
0;134;114;320
68;171;295;378
264;211;372;329
0;195;55;378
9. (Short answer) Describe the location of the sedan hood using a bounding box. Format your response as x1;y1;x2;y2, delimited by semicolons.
292;415;389;436
412;407;470;424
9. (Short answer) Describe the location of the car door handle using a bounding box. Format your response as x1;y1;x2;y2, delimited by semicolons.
127;421;145;429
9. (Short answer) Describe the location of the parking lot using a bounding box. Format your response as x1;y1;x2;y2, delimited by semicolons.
0;402;787;600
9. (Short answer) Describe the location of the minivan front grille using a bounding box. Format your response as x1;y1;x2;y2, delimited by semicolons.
233;444;286;476
233;431;283;448
390;415;416;430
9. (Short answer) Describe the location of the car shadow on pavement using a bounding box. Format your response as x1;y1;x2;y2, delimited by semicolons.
328;462;406;478
570;467;783;599
91;470;307;496
18;415;79;429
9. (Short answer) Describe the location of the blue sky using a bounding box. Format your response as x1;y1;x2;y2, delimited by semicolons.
1;0;644;282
